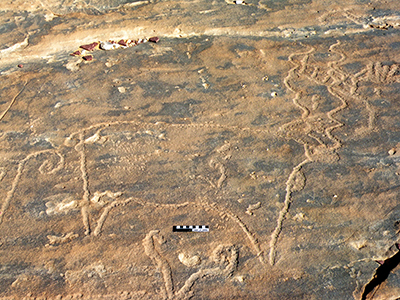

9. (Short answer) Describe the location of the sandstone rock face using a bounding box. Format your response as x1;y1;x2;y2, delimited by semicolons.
1;1;400;299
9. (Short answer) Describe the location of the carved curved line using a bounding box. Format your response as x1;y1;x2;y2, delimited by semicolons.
0;150;62;225
0;81;28;122
269;156;311;265
132;197;265;265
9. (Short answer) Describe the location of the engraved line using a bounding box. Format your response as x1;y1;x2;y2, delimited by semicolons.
0;150;63;225
143;230;174;299
269;157;311;265
93;198;132;236
38;152;65;174
175;245;238;299
324;41;348;150
132;197;264;264
76;132;91;235
0;81;28;122
202;201;265;265
301;41;348;150
66;119;276;143
284;47;315;119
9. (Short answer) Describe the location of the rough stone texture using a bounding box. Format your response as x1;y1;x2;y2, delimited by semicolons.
1;1;400;299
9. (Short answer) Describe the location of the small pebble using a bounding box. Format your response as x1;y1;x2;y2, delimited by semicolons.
149;37;159;43
271;92;278;97
70;50;81;56
80;42;99;51
388;148;396;155
82;55;93;61
17;64;23;68
117;39;127;47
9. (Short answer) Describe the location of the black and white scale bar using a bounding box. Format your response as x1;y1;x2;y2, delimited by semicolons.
173;225;209;232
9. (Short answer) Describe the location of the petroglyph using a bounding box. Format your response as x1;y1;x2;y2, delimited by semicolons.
92;197;132;236
45;194;78;215
271;42;352;265
269;157;311;265
199;142;232;190
174;244;238;300
291;170;306;192
201;200;265;264
143;230;238;300
354;62;400;84
351;61;400;131
270;43;349;265
3;118;270;245
0;149;64;224
245;202;261;215
33;120;270;243
84;130;108;145
45;232;79;246
133;196;264;265
142;230;174;299
178;253;201;267
304;144;340;164
2;40;393;282
270;39;400;266
281;42;348;151
211;161;227;189
76;132;91;236
0;81;28;122
4;3;400;297
38;151;65;175
90;190;122;203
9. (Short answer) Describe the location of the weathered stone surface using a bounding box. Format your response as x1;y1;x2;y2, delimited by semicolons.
1;1;400;299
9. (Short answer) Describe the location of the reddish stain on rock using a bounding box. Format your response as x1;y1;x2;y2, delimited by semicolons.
80;42;99;51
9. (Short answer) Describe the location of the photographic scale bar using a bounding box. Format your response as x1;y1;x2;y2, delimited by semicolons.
173;225;209;232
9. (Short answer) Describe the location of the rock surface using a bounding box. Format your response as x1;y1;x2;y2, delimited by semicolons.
1;0;400;299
